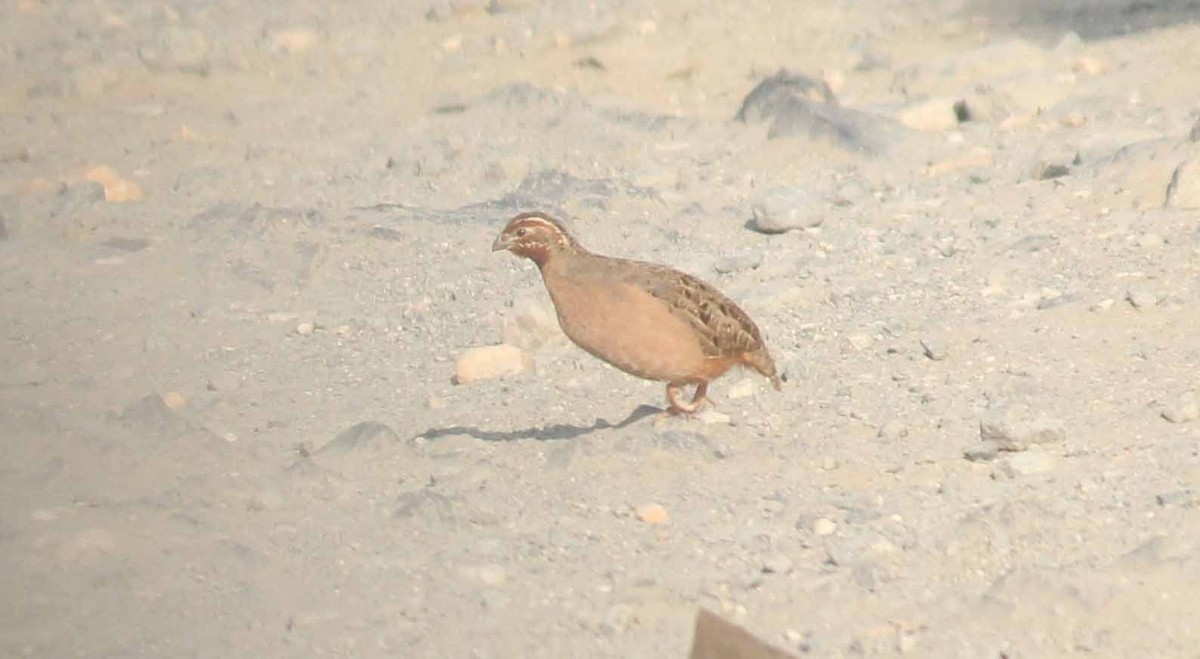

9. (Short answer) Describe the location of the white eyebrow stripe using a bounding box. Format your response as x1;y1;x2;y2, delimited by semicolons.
512;217;573;247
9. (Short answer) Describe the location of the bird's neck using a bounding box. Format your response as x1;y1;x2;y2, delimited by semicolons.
531;245;580;271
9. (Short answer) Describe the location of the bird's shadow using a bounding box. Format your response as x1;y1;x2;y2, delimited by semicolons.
420;404;660;442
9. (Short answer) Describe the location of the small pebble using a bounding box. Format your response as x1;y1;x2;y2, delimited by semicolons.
636;503;670;524
295;322;315;335
477;564;507;586
812;518;837;536
761;553;793;574
161;391;186;410
600;603;634;635
877;419;907;440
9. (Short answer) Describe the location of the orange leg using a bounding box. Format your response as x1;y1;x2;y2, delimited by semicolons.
665;382;712;414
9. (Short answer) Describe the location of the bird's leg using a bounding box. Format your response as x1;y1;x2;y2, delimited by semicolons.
665;382;710;414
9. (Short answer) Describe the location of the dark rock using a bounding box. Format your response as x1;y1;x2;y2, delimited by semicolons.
735;69;902;153
1156;489;1200;508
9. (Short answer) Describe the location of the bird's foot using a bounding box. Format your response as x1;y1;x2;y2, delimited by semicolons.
664;382;712;416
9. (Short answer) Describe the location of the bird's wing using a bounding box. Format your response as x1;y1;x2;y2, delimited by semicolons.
635;264;766;358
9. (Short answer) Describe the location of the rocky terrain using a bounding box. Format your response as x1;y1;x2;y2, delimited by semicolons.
2;0;1199;657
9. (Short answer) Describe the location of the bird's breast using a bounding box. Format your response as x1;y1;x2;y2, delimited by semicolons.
542;273;709;383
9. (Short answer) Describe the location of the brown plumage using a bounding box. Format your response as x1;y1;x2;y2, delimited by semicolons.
492;211;782;414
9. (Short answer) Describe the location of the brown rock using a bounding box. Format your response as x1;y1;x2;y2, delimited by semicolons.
635;503;670;524
84;165;143;202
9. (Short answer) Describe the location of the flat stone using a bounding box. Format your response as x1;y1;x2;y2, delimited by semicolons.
996;450;1056;477
453;344;532;384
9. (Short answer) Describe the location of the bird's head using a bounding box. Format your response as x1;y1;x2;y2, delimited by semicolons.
492;211;579;267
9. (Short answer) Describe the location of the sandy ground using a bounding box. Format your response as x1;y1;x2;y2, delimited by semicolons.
2;1;1200;657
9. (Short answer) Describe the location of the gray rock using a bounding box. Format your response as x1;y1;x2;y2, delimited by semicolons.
979;410;1065;451
1156;490;1200;507
322;421;400;453
963;443;1000;462
1166;157;1200;209
0;215;7;241
749;187;823;234
1126;283;1161;309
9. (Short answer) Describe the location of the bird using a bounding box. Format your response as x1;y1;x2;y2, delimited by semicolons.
492;211;782;415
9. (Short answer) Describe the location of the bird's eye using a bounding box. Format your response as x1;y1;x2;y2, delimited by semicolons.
516;228;527;237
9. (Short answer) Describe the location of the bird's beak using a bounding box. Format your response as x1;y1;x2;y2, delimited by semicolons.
491;233;511;252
